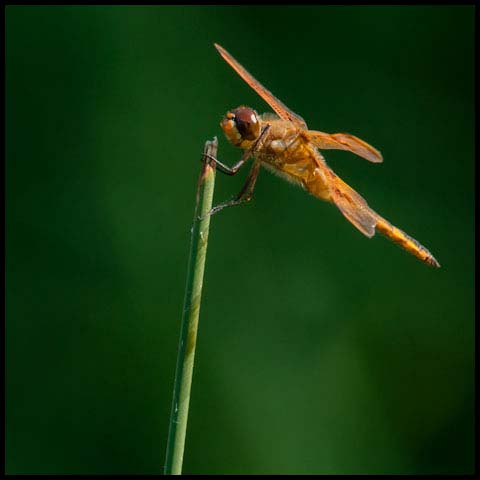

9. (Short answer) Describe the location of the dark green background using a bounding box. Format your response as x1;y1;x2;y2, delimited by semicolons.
6;5;474;475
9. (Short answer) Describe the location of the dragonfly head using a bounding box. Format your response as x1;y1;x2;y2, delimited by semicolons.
221;106;261;148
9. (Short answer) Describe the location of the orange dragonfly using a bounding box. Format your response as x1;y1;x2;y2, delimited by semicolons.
210;43;440;268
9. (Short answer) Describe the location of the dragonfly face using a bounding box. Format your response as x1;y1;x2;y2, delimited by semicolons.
221;106;261;148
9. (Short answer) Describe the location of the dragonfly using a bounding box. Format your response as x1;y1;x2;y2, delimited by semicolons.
209;43;440;268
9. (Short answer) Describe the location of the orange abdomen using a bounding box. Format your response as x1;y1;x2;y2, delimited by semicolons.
376;217;440;267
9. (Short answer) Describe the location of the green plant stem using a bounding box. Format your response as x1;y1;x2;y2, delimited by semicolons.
164;138;217;475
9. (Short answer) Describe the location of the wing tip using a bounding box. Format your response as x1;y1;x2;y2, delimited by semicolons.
214;43;224;54
362;145;383;163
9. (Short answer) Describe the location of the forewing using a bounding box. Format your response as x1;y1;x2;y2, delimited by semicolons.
308;130;383;163
327;171;379;237
215;43;307;129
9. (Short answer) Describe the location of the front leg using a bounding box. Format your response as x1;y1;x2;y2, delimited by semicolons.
208;160;262;216
204;125;271;217
201;124;271;176
202;149;251;176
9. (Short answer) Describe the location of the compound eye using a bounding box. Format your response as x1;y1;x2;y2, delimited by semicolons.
233;107;260;140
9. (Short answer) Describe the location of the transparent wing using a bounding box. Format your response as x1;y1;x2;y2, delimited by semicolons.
307;130;383;163
326;169;379;237
215;43;307;129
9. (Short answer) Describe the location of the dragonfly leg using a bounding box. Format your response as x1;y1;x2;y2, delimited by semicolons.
207;161;262;217
201;124;270;176
202;152;248;176
200;125;270;218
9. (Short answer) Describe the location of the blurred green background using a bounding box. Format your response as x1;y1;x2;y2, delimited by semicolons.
6;5;474;475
